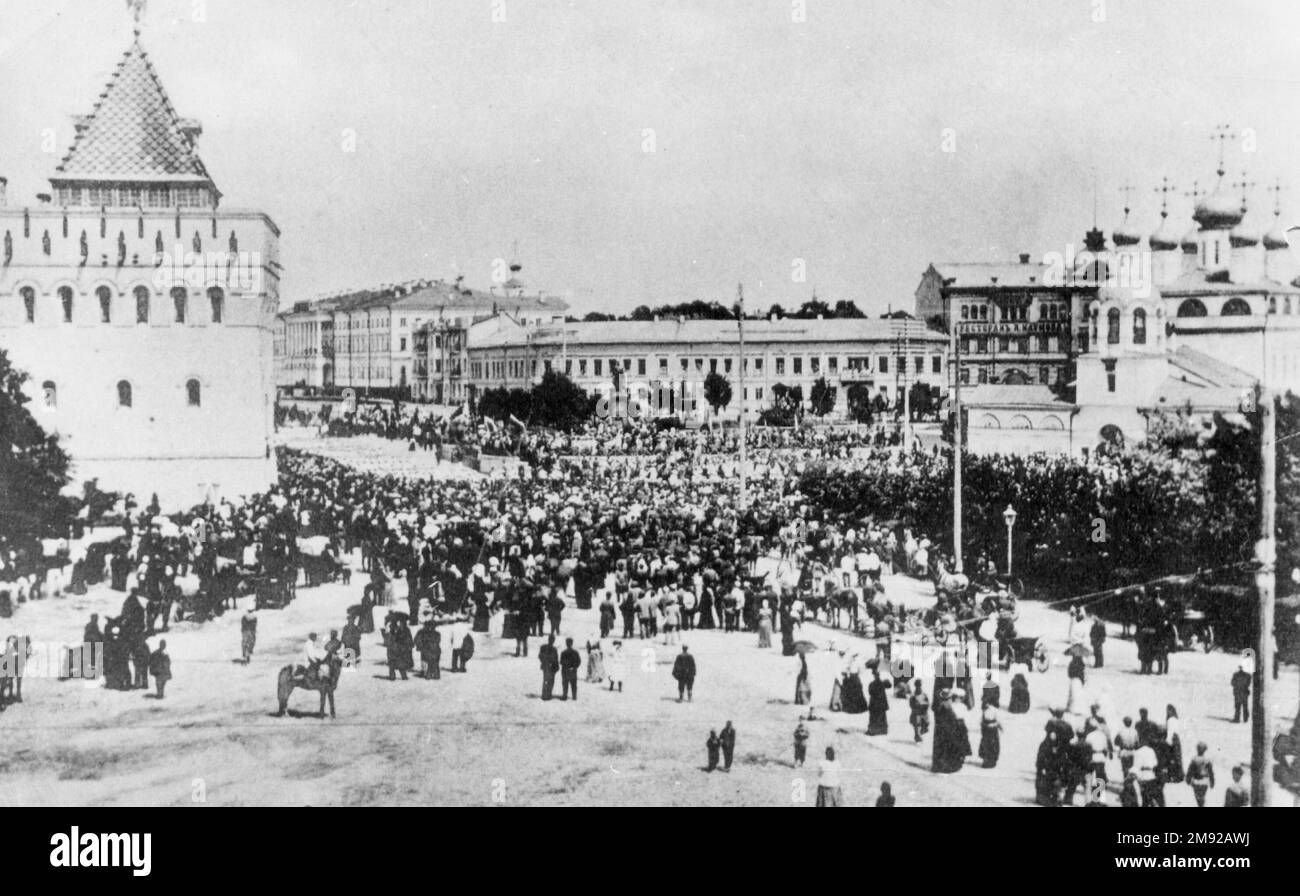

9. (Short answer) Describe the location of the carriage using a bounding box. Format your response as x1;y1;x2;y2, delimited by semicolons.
1174;608;1215;653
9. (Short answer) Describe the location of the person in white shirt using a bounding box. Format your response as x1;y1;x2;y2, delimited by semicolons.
816;747;843;807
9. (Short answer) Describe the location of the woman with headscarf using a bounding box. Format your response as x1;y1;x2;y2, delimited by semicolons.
585;640;605;684
978;700;1002;768
866;665;890;735
1164;704;1184;784
1008;664;1031;713
756;600;773;648
794;652;812;705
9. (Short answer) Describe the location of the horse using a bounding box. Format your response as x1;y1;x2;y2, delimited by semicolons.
276;658;341;719
932;560;969;604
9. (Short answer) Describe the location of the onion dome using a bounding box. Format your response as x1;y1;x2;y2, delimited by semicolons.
1264;226;1290;250
1112;226;1142;248
1150;219;1181;250
1194;190;1244;229
1180;228;1199;253
1229;223;1260;248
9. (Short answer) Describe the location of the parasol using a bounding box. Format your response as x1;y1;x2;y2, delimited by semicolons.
1064;642;1093;658
792;640;819;655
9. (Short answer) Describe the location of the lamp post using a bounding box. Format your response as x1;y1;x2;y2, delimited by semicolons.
1003;504;1017;578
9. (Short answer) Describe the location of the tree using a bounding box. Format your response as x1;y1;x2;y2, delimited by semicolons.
0;349;74;552
583;311;619;322
630;305;654;321
810;377;836;416
530;370;592;432
832;299;866;318
792;298;832;319
767;304;786;320
703;371;733;413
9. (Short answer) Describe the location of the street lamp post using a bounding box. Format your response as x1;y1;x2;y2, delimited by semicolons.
1003;504;1017;578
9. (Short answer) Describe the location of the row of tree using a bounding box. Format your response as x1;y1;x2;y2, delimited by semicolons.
799;401;1300;626
577;297;898;323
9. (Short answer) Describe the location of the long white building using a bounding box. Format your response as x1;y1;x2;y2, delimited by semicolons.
0;35;281;508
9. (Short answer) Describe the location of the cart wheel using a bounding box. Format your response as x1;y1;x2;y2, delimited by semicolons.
1034;644;1050;673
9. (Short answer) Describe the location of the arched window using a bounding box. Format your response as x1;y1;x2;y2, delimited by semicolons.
1041;415;1065;430
1269;297;1278;314
59;286;73;323
171;287;187;324
960;305;968;320
1177;299;1207;318
116;380;133;408
1009;415;1033;429
186;378;201;407
20;286;35;323
208;287;224;324
1132;308;1147;344
978;414;1001;429
1107;307;1120;344
42;380;56;409
135;286;150;324
1221;298;1251;316
97;285;112;323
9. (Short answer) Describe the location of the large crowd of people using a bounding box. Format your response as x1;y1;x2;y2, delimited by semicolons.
1;404;1280;805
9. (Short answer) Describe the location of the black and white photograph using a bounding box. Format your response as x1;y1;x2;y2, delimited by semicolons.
0;0;1298;819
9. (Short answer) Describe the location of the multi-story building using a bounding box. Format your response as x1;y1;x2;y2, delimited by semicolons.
464;314;948;420
0;34;281;508
275;271;566;395
950;146;1299;457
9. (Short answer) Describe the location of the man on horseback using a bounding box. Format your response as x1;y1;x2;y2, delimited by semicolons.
299;632;327;684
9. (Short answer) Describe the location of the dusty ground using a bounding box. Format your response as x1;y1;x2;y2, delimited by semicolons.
1;555;1294;807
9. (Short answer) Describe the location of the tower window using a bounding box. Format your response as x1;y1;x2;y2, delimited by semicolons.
42;381;57;409
172;287;187;324
208;287;224;324
98;285;112;323
60;286;74;323
1107;308;1120;344
21;286;35;323
136;286;150;323
186;378;201;407
1133;308;1147;344
117;380;133;408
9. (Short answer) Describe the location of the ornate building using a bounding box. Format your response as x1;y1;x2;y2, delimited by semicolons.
0;33;281;508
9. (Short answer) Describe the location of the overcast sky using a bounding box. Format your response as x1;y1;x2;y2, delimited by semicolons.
1;0;1298;315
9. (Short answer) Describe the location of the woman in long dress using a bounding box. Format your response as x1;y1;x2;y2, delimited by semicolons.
866;667;890;735
586;640;605;683
1164;704;1184;784
828;651;846;711
697;586;716;630
795;653;812;705
1008;666;1031;713
757;602;773;648
978;703;1002;768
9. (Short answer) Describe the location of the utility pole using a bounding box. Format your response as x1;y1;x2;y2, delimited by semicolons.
1253;383;1276;806
952;323;964;573
903;323;913;448
737;283;748;510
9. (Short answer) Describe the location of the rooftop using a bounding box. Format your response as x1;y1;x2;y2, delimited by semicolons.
52;38;216;192
510;316;948;348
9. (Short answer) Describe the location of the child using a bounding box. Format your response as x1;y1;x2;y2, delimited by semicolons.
875;781;895;807
793;721;810;767
1223;765;1249;807
706;730;721;772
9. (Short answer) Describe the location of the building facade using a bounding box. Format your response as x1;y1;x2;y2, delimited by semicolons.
275;272;566;398
0;37;281;509
465;315;949;420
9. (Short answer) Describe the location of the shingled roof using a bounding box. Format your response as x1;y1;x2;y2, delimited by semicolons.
51;38;217;193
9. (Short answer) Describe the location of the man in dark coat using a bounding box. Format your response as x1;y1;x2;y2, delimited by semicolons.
1231;665;1251;722
1089;616;1107;668
560;637;582;701
341;617;362;667
148;639;171;699
539;635;560;700
386;619;414;681
719;721;736;771
672;644;696;702
414;622;441;680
